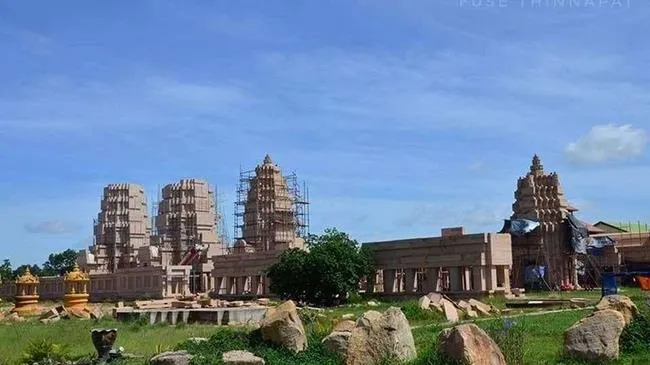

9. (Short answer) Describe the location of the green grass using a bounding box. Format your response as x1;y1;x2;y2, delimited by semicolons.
2;290;648;365
0;317;219;365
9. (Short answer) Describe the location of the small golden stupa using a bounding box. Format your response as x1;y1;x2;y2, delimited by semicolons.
63;262;90;310
11;267;40;314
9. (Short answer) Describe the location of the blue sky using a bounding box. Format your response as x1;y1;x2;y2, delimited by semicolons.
1;0;649;266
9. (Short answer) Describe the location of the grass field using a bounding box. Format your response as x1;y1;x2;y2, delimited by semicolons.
1;288;648;365
0;318;218;364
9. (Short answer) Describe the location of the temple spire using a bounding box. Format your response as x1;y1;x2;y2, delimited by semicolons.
530;154;544;175
263;154;273;165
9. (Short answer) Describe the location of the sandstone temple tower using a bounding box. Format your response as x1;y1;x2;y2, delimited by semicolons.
152;179;226;265
85;184;151;273
234;155;309;252
510;155;577;289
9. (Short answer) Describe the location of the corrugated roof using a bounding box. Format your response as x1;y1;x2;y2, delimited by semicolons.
598;222;650;233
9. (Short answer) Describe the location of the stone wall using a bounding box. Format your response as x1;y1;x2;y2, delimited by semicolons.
362;227;512;295
0;265;191;301
211;250;281;296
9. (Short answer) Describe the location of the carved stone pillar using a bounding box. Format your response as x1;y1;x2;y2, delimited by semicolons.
383;269;396;294
473;267;486;292
449;267;461;291
404;269;417;293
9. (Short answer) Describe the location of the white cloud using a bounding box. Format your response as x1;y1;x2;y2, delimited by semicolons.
565;124;647;164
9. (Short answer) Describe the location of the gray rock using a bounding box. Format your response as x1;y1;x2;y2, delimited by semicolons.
595;295;639;325
344;307;416;365
223;350;265;365
564;309;626;361
418;295;431;310
437;324;506;365
260;300;307;353
150;350;194;365
322;331;352;359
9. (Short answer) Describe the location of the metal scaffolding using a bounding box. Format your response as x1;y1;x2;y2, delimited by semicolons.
233;166;310;249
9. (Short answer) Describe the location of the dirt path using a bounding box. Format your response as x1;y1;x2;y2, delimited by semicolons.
411;306;595;330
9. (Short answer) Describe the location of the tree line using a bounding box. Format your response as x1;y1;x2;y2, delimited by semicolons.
0;249;79;282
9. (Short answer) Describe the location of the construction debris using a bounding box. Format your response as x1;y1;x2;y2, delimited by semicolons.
442;299;459;323
505;298;586;308
119;297;270;315
417;293;498;322
135;299;175;309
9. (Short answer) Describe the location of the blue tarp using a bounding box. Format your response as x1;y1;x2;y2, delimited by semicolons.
567;214;590;254
524;265;546;283
586;236;616;256
500;219;540;237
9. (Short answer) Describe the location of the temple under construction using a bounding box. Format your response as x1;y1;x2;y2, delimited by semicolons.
5;153;649;303
234;154;309;252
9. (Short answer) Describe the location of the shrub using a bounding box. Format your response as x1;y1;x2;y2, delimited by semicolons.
19;339;95;365
347;291;363;305
298;308;321;326
176;326;340;365
620;314;650;353
21;340;72;364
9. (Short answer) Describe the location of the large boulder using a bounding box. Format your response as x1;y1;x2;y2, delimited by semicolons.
437;323;506;365
595;295;638;325
322;319;357;359
344;307;416;365
564;309;626;361
150;350;194;365
323;331;352;360
259;300;307;353
222;350;265;365
334;320;357;333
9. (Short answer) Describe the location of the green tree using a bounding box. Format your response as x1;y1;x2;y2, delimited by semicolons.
266;248;310;302
42;249;78;276
267;228;374;306
0;259;12;282
12;264;43;279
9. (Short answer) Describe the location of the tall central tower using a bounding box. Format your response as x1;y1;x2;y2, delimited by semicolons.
235;155;309;252
510;155;576;288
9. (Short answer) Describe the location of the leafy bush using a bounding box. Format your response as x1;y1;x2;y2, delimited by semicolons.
267;228;374;306
620;314;650;353
347;291;363;305
19;340;95;365
484;318;526;365
298;308;321;326
21;340;73;364
176;326;340;365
